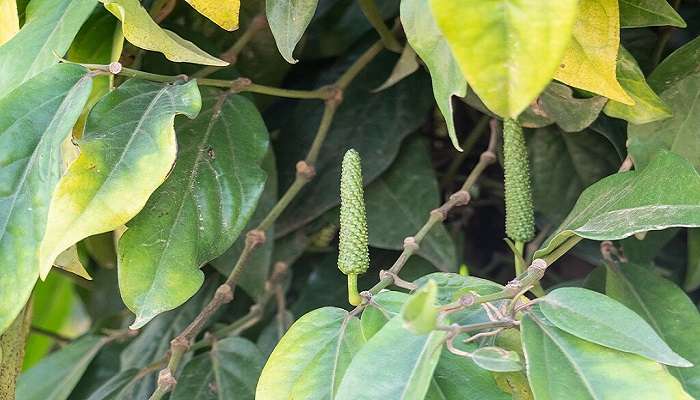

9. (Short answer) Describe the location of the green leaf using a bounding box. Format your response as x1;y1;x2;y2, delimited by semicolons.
521;307;692;400
373;45;420;93
185;0;240;31
685;229;700;291
101;0;227;66
0;307;30;398
628;37;700;172
267;0;319;63
360;291;408;340
211;151;277;301
471;347;523;372
415;272;503;305
430;0;578;118
336;316;445;400
171;337;264;400
604;47;672;124
540;287;690;366
528;126;620;225
538;83;607;132
85;369;140;400
619;0;686;28
554;0;634;104
276;49;433;235
401;0;466;149
0;0;19;44
0;0;96;97
38;79;201;280
118;89;268;328
257;307;365;400
425;350;510;400
0;63;92;334
606;262;700;397
17;335;106;400
401;279;439;334
366;136;456;271
535;151;700;260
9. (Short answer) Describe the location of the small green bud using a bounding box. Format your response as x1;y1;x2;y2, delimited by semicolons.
338;149;369;305
503;118;535;243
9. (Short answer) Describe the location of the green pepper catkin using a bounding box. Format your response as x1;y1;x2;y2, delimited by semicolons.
503;118;535;243
338;149;370;306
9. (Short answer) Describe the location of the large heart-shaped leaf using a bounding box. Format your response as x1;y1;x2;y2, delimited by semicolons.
535;151;700;260
365;136;456;272
430;0;578;117
257;307;365;399
185;0;240;31
522;307;692;399
619;0;686;28
540;287;690;366
118;89;268;328
267;0;319;63
101;0;227;66
554;0;634;104
171;337;264;399
336;316;445;400
38;79;201;280
628;37;700;172
604;46;672;124
0;64;92;334
401;0;466;149
17;335;106;400
0;0;96;97
606;263;700;397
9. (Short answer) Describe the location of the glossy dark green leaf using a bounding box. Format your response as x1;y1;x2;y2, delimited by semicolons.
85;369;140;400
619;0;686;28
336;316;445;400
17;335;106;400
541;287;690;366
400;0;466;149
211;151;277;300
604;47;672;124
0;0;96;97
171;337;264;400
528;126;620;225
366;136;456;271
267;0;319;63
685;229;700;291
0;63;92;334
628;37;700;172
425;349;510;400
471;347;523;372
606;262;700;397
257;310;294;358
521;307;692;400
401;279;439;334
118;89;268;328
360;290;408;340
275;49;433;236
539;83;607;132
39;79;202;281
536;151;700;260
257;307;365;399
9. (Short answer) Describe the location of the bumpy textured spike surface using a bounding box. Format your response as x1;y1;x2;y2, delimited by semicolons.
503;118;535;242
338;149;370;276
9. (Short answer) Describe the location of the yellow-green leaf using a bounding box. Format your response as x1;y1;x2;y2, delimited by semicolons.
554;0;635;105
101;0;228;66
185;0;239;31
0;0;19;45
430;0;578;118
38;79;202;280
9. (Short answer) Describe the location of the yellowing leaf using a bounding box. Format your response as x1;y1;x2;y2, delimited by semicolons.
54;246;92;280
101;0;228;66
38;79;202;279
185;0;239;31
554;0;635;104
430;0;578;118
0;0;19;45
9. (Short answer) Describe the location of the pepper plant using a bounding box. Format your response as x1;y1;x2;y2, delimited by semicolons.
0;0;699;399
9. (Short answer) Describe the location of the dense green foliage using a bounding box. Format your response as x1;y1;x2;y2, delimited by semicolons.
0;0;699;399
